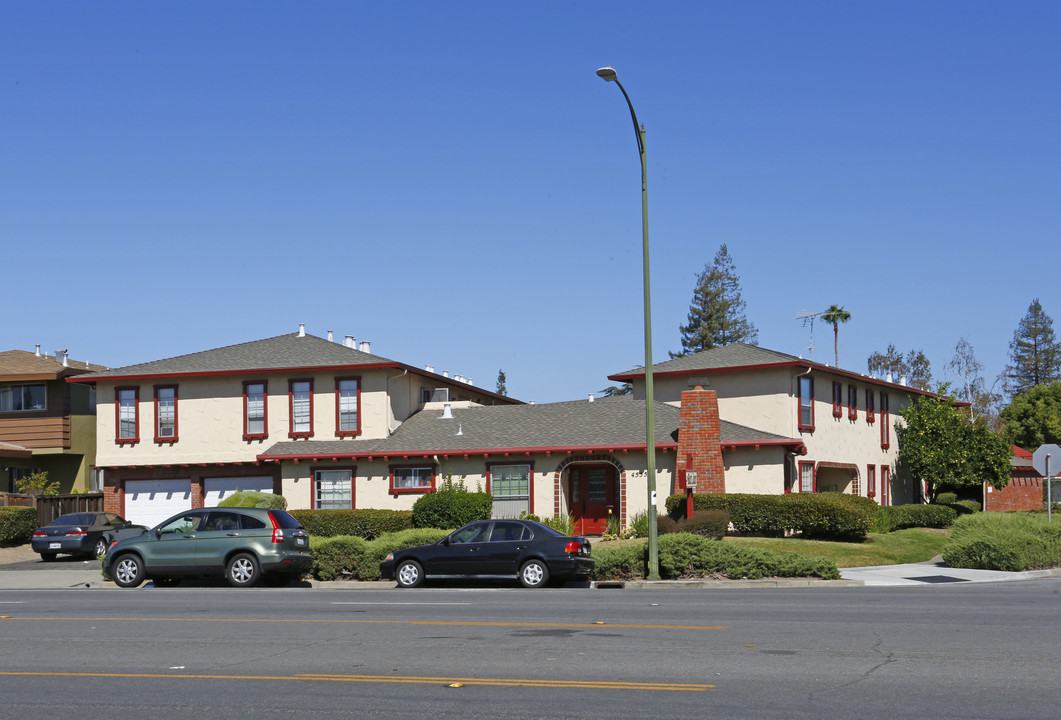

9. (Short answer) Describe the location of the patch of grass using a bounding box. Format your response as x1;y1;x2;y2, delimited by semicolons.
725;528;950;568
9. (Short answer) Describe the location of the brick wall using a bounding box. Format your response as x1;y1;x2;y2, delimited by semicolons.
985;470;1042;512
676;388;725;494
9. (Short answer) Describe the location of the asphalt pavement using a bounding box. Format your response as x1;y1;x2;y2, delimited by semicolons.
0;546;1056;590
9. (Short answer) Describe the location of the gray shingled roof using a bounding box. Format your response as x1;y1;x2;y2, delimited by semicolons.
259;395;798;458
73;333;398;379
611;343;801;379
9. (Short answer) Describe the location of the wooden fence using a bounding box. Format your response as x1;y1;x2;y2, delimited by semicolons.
0;492;104;527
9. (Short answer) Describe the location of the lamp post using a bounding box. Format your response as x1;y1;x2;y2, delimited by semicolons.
596;66;659;580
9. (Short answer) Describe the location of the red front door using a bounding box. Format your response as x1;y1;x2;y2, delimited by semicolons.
570;465;617;535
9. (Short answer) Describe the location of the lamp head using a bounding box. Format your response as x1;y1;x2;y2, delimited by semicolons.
596;66;617;82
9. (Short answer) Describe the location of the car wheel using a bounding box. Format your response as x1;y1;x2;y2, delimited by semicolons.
395;559;423;588
112;554;145;588
519;559;550;588
94;537;109;559
151;577;181;587
226;553;260;588
40;552;57;562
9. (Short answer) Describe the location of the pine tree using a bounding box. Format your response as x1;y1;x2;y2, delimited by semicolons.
677;244;757;355
495;369;507;396
1007;299;1061;395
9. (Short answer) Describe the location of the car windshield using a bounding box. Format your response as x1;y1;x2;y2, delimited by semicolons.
50;513;95;527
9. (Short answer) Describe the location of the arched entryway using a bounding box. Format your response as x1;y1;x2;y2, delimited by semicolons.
553;455;626;535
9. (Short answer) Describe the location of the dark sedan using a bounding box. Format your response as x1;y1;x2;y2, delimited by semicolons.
31;512;147;561
380;519;594;588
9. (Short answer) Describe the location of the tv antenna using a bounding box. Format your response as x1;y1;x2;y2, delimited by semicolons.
797;309;825;359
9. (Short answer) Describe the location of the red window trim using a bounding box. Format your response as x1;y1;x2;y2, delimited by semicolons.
153;384;179;444
389;463;436;495
334;376;362;438
880;465;890;506
115;386;139;445
798;460;816;493
867;464;876;498
485;461;536;515
865;388;875;424
288;378;314;439
242;380;269;441
311;465;355;509
832;382;843;418
880;391;890;449
847;384;857;420
798;376;815;432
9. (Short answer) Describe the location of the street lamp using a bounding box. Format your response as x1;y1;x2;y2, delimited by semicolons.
596;66;659;580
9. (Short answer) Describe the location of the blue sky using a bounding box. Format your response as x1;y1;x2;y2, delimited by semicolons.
3;2;1058;403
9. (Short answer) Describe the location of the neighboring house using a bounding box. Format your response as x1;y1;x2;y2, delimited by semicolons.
607;344;933;506
0;347;105;493
984;447;1043;512
70;331;931;532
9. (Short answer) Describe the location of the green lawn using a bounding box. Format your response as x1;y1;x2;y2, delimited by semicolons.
725;528;950;568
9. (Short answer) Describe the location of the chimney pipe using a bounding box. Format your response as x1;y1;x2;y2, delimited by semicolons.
298;323;306;337
440;403;453;419
35;344;41;357
345;335;355;348
327;330;334;342
359;340;371;353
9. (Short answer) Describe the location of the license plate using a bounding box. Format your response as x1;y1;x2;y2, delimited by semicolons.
295;537;306;546
49;542;61;549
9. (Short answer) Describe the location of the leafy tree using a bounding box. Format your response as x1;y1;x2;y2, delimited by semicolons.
495;369;507;396
1000;381;1061;449
1007;299;1061;396
867;345;932;389
896;389;1011;502
820;304;851;368
676;244;757;355
15;470;59;495
947;337;1001;427
598;383;632;397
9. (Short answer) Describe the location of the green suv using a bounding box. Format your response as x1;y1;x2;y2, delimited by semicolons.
103;507;312;588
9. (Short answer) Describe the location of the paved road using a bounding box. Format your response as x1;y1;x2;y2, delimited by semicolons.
2;581;1060;719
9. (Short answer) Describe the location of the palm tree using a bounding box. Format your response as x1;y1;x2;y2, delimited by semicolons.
821;304;852;367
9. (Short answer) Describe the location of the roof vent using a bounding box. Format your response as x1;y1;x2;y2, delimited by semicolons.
55;350;68;367
359;340;371;353
886;371;893;383
443;370;449;378
588;393;595;403
426;364;434;374
899;375;908;386
440;403;454;419
35;344;41;357
327;330;334;342
345;335;355;348
298;323;306;337
456;423;463;436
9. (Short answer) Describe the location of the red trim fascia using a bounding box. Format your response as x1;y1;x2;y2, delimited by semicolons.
115;386;139;445
334;376;362;438
153;384;178;445
721;439;807;454
68;362;403;384
389;463;437;494
257;441;680;463
242;380;269;441
288;378;314;439
485;460;536;515
310;464;356;509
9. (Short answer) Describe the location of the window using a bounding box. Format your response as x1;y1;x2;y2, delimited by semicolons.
798;377;814;431
0;384;46;412
848;385;858;420
289;379;313;438
867;465;876;498
390;465;435;494
799;461;815;493
865;389;875;424
116;387;139;444
880;392;890;449
154;385;177;443
335;377;360;437
488;463;532;518
314;468;354;509
880;465;891;506
832;382;843;418
243;381;268;440
851;472;861;496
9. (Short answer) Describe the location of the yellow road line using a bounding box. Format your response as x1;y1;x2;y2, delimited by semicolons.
0;671;714;692
3;617;727;630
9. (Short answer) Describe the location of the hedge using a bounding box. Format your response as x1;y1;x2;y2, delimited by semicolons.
590;533;840;581
665;492;874;541
289;509;413;540
310;528;449;580
0;506;36;546
942;512;1061;571
411;490;491;530
871;504;957;533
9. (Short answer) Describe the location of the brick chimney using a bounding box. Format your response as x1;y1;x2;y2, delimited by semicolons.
676;387;725;493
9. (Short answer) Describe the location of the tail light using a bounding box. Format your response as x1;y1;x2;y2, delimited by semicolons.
564;540;583;553
267;512;284;544
32;531;46;538
65;529;87;537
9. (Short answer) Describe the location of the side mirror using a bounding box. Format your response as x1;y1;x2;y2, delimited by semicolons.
441;537;451;546
154;528;162;539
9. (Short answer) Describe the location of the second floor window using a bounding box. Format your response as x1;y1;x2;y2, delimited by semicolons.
865;389;875;423
116;387;139;443
880;392;890;449
798;377;814;431
832;382;843;418
335;377;360;437
289;380;313;437
848;385;857;420
0;384;46;412
243;381;267;439
154;385;177;442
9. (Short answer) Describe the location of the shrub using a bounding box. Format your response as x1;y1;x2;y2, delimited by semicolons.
289;509;413;539
217;491;287;510
872;504;957;533
666;492;874;541
15;470;59;495
655;533;840;581
678;510;728;540
935;492;958;505
589;541;647;580
411;476;491;530
0;506;37;546
948;500;981;515
309;528;449;581
656;515;679;535
942;512;1061;571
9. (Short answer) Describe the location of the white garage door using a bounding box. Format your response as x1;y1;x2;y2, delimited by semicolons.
203;476;274;506
124;479;192;528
